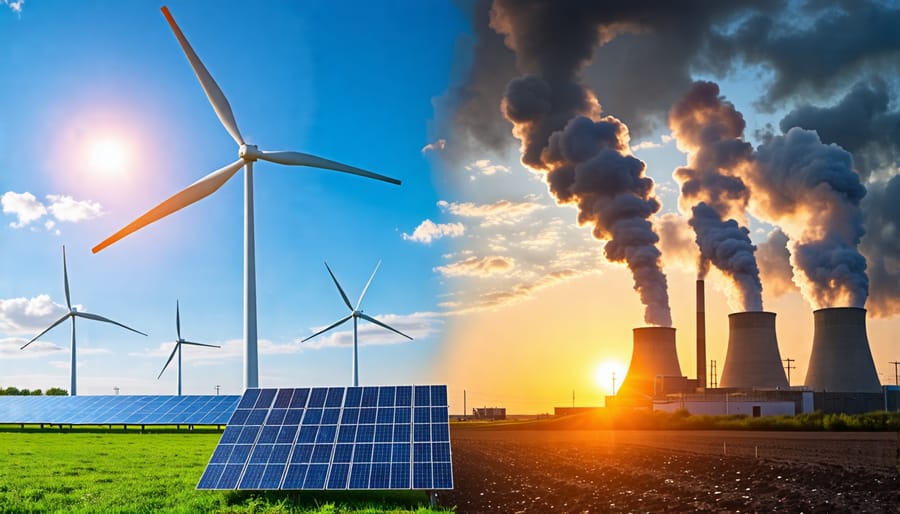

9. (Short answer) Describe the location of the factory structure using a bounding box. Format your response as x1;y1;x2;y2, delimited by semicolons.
608;280;898;415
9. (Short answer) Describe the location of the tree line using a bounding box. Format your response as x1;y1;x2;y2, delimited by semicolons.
0;387;68;396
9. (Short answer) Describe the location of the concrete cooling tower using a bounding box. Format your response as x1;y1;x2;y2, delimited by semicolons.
719;312;788;389
804;307;881;393
617;327;682;398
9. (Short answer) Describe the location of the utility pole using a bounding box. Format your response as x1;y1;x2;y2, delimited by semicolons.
113;386;119;395
572;389;575;408
890;361;900;386
463;390;467;420
783;358;796;385
611;372;616;395
215;385;221;396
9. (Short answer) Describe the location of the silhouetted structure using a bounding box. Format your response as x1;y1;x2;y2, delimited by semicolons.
720;312;789;389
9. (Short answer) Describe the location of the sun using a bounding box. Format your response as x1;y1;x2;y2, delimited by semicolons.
594;360;626;394
86;137;130;176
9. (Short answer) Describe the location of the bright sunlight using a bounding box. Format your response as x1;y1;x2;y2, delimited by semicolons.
594;360;626;394
86;137;130;175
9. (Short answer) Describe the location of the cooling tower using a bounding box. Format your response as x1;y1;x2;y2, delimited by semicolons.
719;312;788;389
617;327;682;398
696;280;707;388
804;307;881;393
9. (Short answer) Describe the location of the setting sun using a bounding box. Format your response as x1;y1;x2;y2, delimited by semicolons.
594;360;626;394
86;137;130;176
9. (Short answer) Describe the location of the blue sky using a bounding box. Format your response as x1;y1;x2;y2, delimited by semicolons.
1;1;466;396
2;1;898;412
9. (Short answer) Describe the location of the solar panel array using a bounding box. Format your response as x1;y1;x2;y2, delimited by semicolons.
198;385;453;490
0;395;240;425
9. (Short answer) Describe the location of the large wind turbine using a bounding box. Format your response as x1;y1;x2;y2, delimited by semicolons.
158;301;220;396
21;246;147;396
92;6;400;390
301;261;412;386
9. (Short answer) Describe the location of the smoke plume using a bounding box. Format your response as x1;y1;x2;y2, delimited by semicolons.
748;128;868;309
492;0;672;326
756;228;796;298
669;81;762;311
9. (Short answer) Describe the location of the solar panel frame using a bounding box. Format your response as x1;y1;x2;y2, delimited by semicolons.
197;385;453;491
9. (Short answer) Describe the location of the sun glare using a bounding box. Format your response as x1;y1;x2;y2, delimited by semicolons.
87;137;130;176
594;360;626;394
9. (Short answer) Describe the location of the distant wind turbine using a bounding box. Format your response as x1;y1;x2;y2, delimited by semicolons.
302;261;412;386
21;246;147;396
91;6;401;390
158;301;220;396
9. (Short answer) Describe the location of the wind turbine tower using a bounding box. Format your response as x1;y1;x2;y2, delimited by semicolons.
302;261;412;386
92;7;401;390
21;246;147;395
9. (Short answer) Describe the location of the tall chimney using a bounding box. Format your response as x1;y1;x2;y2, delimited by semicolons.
618;327;682;399
696;279;706;389
805;307;881;393
720;311;789;389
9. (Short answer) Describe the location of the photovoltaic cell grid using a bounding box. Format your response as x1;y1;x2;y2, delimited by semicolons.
0;395;240;425
197;385;453;490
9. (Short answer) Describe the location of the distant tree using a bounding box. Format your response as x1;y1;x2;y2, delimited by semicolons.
45;387;68;396
30;389;43;396
2;387;21;396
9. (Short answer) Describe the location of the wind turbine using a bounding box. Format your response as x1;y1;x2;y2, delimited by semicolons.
91;6;401;390
301;261;412;386
20;246;147;396
157;300;220;396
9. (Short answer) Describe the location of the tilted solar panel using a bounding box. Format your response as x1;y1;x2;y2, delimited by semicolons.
197;385;453;490
0;395;240;425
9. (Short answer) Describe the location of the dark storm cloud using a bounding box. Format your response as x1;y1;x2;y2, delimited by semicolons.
860;175;900;317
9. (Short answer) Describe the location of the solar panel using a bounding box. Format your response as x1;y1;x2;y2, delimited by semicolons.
0;395;240;425
197;385;453;490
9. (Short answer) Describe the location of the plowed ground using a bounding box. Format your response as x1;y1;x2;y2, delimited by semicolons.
440;429;899;513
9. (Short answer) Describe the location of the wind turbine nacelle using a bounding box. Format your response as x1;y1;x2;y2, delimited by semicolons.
239;144;260;161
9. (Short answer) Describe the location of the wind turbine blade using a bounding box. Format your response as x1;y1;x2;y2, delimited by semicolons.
358;313;413;340
62;245;72;310
176;300;181;341
257;151;401;185
355;260;381;310
158;342;180;379
20;313;71;350
300;314;353;343
92;159;244;253
160;6;244;146
324;262;353;311
74;312;148;337
181;341;221;348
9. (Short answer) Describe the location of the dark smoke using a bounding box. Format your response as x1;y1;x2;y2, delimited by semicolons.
669;81;762;311
492;0;674;326
860;175;900;317
780;79;900;181
748;127;868;309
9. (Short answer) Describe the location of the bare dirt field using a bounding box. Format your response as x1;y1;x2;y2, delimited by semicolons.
440;428;899;513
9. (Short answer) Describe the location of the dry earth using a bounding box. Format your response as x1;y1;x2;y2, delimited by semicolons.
439;428;899;513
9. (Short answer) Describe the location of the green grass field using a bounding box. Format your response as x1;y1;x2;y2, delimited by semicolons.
0;427;451;513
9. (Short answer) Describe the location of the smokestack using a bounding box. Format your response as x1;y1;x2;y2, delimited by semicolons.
618;327;682;398
720;312;789;389
805;307;881;393
697;280;707;389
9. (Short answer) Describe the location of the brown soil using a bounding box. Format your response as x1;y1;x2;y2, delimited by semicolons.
438;428;899;513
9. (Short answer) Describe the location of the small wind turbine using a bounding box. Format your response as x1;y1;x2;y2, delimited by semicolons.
20;246;147;396
301;261;412;386
91;6;400;391
158;301;220;396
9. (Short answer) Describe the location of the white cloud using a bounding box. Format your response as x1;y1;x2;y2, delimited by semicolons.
0;337;65;359
3;0;23;14
402;219;465;244
46;194;103;222
2;191;47;228
0;295;68;335
438;198;544;226
465;159;510;176
631;133;674;152
421;139;447;154
299;311;442;349
434;255;515;277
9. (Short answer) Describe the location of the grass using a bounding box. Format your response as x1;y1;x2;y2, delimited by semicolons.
0;427;452;513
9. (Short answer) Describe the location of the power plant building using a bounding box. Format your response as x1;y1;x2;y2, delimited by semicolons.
719;312;789;390
804;307;881;393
